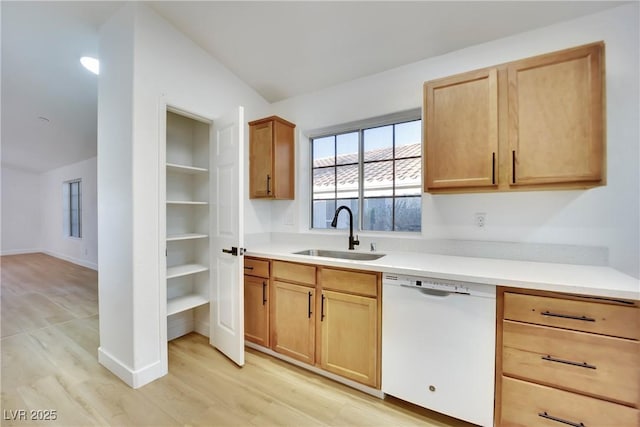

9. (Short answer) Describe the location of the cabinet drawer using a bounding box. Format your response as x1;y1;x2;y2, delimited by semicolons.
503;320;640;406
320;268;378;297
501;376;639;427
244;257;269;278
503;292;639;339
272;261;316;286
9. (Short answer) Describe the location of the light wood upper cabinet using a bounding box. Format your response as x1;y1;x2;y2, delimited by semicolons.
423;41;605;193
509;43;604;186
425;68;498;189
249;116;295;199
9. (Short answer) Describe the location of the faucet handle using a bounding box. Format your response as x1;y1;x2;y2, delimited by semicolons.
370;242;377;252
353;235;360;246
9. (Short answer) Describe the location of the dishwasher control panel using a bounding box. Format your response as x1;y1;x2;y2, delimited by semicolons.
383;273;495;298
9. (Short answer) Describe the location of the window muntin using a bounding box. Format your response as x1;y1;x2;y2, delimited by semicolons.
311;118;421;232
311;131;360;230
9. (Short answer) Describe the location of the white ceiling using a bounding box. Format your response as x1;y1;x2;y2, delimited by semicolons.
148;1;626;103
1;1;627;173
1;2;122;173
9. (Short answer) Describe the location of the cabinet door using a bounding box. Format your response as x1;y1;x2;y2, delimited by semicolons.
508;43;604;186
271;281;315;364
424;68;498;190
244;275;269;347
320;290;378;387
249;120;273;198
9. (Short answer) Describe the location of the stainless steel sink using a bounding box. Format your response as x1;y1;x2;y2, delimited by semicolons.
292;249;385;261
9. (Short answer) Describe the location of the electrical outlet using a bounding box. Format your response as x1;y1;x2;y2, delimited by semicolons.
474;212;486;228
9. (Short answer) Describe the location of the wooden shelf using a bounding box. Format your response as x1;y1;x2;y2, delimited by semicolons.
166;233;208;242
166;200;208;205
167;263;208;279
166;163;208;174
167;293;209;316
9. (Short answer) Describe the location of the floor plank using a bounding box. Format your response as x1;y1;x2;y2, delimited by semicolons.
1;253;473;427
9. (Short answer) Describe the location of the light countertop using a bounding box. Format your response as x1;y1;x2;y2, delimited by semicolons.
247;243;640;301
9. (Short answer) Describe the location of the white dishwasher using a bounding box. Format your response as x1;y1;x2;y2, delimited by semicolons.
382;273;496;427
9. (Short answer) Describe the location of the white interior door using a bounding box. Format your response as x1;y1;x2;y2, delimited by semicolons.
210;106;245;366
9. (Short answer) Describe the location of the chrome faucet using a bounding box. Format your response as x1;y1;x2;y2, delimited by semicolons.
331;206;360;250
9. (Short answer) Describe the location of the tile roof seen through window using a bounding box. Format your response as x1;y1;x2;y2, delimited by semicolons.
313;143;421;188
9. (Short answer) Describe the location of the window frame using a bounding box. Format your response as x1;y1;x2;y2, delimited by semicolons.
309;109;422;233
64;179;82;239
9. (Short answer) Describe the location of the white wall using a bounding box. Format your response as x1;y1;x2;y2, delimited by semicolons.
270;4;640;278
1;166;42;254
98;3;269;387
40;157;97;269
97;3;136;380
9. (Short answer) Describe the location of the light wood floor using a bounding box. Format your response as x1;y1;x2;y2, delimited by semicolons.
1;253;473;427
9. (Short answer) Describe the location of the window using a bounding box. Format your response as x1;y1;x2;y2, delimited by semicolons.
311;116;421;232
64;180;82;238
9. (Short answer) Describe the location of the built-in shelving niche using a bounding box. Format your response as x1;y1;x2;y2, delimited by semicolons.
165;110;211;341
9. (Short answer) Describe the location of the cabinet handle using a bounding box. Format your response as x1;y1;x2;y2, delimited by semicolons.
266;174;271;195
541;311;596;322
491;152;496;185
262;281;267;305
307;291;312;318
321;294;325;321
511;150;516;184
538;412;585;427
244;266;254;270
542;355;596;370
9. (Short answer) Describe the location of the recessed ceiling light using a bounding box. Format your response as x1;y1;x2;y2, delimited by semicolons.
80;56;99;75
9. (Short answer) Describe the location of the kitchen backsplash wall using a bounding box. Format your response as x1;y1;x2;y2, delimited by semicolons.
245;232;608;267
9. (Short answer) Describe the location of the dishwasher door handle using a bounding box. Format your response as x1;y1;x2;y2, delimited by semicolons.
399;284;452;298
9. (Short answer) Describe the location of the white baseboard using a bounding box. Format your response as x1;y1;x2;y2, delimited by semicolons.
244;341;384;399
43;250;98;270
194;319;209;337
98;347;166;389
1;248;40;256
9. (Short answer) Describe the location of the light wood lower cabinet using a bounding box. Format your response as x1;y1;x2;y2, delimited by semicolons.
320;290;378;387
496;287;640;427
502;320;639;406
244;257;270;347
270;280;316;365
501;376;639;427
254;260;381;389
244;275;269;347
